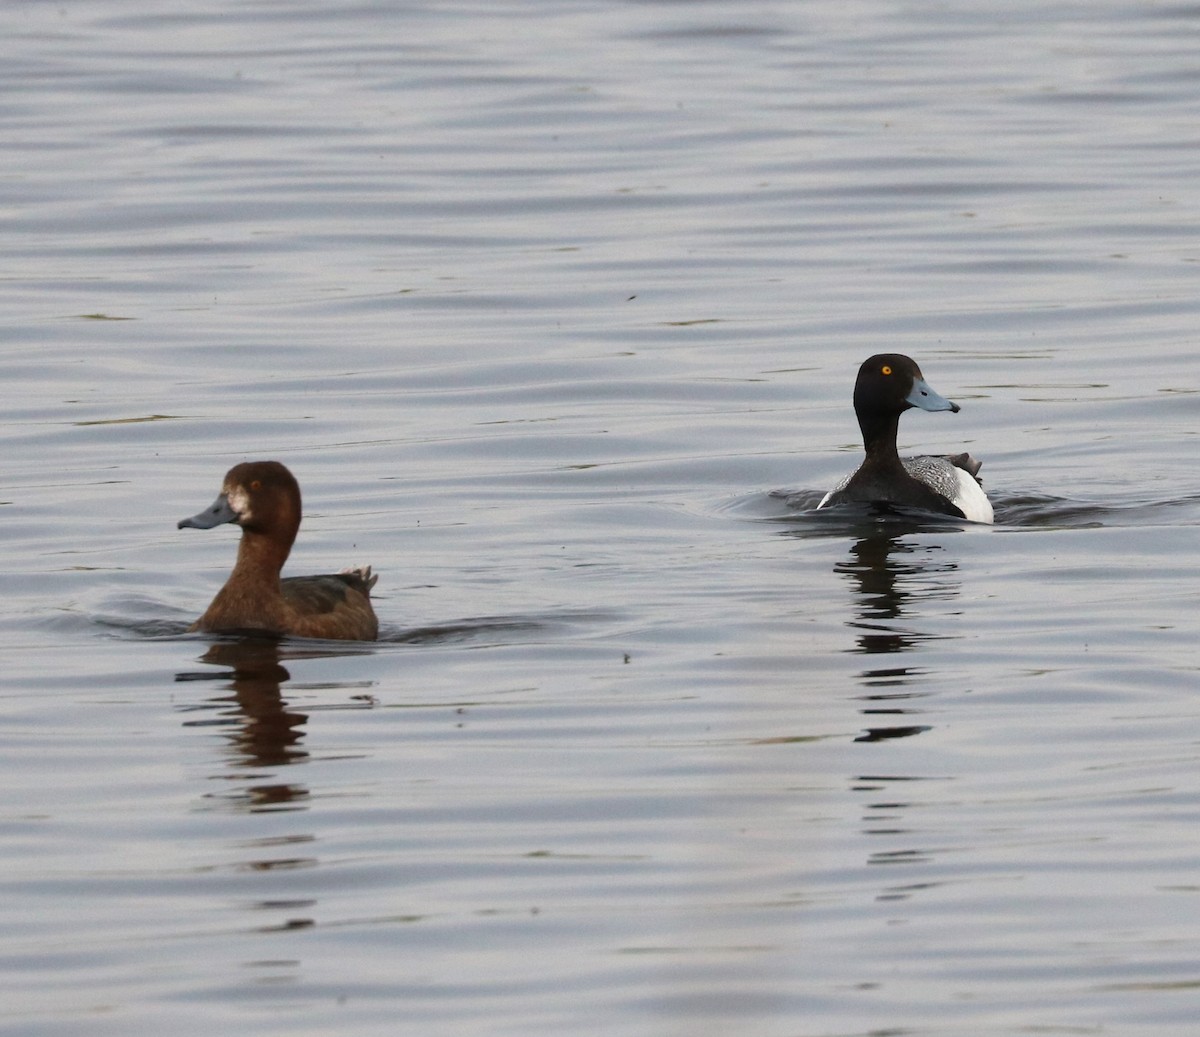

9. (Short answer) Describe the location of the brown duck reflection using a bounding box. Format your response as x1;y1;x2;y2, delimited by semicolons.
177;638;310;809
834;531;961;743
202;640;305;765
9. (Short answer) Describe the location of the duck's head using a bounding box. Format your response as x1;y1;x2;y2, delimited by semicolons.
853;353;960;418
178;460;302;541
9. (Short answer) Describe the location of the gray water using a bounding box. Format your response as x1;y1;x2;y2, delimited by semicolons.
4;1;1200;1034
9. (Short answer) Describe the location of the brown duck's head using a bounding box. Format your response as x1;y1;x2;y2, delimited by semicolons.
178;460;302;541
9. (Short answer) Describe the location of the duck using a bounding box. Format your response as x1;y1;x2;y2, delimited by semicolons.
817;353;994;523
178;460;380;640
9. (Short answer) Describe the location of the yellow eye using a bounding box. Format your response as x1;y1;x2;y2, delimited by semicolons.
881;365;892;376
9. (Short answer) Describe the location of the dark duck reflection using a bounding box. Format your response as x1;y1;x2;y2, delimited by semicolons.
835;530;962;743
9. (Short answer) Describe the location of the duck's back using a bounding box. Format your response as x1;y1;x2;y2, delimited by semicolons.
902;454;993;523
819;452;993;523
280;566;379;641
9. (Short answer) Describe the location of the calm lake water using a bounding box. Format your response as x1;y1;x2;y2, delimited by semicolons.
3;1;1200;1034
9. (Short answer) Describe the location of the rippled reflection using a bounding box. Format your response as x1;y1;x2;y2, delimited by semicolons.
825;524;965;887
176;638;310;810
828;525;961;747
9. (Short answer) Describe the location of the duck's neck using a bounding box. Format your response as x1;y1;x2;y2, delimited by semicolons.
229;529;293;589
858;409;903;463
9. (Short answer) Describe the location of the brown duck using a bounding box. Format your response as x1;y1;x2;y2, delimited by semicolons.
179;461;379;640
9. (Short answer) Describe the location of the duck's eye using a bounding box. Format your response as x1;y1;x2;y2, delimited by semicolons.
250;479;262;491
881;364;892;376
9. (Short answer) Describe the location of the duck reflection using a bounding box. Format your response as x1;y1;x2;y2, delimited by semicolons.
176;638;310;810
832;527;967;885
834;528;961;743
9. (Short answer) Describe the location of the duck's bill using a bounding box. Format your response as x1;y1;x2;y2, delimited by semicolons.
906;377;960;413
178;493;237;530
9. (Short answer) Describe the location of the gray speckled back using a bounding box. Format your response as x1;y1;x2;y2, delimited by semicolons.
902;455;966;500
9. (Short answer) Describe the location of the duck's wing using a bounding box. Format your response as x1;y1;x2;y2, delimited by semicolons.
902;455;969;500
279;571;380;640
282;570;376;615
902;455;993;524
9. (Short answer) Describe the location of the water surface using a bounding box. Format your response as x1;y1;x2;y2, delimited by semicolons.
3;2;1200;1035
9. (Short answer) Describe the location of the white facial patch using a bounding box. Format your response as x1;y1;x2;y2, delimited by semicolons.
226;484;252;520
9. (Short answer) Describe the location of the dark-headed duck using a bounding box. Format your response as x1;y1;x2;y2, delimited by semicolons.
817;354;994;523
178;460;379;640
